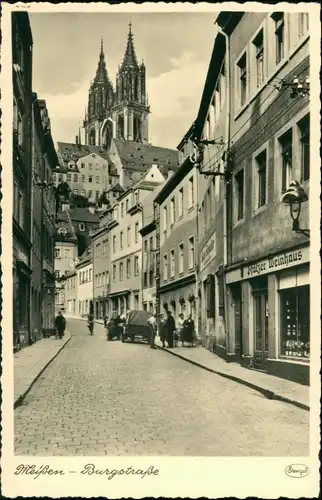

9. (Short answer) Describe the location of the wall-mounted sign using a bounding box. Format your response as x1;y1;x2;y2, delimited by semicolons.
244;247;309;278
200;234;216;272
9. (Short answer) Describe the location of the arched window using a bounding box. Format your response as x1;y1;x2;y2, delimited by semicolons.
117;115;124;140
89;129;96;146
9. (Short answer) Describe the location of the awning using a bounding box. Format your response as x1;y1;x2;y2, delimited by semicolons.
108;289;131;298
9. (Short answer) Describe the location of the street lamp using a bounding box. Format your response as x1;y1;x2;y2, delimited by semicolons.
281;180;310;237
275;75;310;99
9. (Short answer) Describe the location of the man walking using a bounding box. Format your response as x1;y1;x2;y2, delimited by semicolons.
147;313;157;349
54;311;66;339
165;310;176;348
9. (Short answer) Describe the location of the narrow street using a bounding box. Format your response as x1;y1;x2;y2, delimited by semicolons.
15;319;309;456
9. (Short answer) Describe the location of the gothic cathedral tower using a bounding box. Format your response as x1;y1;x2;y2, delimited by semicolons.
111;22;150;143
83;39;114;147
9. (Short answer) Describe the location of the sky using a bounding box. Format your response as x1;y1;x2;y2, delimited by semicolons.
29;12;217;150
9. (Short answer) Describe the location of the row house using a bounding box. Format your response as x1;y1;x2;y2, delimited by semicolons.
64;271;77;316
76;247;93;317
154;143;198;326
12;12;33;350
92;210;110;320
31;97;58;339
108;165;165;316
190;10;311;385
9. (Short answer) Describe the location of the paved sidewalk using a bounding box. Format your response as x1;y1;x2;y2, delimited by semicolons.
14;332;72;409
155;339;309;411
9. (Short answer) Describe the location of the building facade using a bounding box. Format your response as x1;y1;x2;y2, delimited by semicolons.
190;30;230;354
91;211;110;320
215;11;310;384
63;271;78;316
76;248;93;317
12;12;33;350
154;156;198;326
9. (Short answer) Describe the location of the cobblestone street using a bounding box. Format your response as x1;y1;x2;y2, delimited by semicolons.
14;319;309;456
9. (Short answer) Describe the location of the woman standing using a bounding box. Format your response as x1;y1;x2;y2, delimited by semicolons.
177;313;185;346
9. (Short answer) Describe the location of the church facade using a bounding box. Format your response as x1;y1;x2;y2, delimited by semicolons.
83;23;150;150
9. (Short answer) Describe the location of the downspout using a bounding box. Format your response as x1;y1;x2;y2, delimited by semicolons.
194;147;200;340
215;23;231;354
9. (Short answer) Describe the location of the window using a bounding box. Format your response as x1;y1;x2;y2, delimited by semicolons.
74;174;78;182
126;199;129;212
89;268;92;281
298;115;310;181
189;237;195;269
96;177;100;184
135;222;139;243
170;249;175;277
237;52;247;107
163;254;168;280
255;150;267;208
96;243;101;256
113;264;116;282
127;258;131;278
178;188;184;217
89;175;93;183
143;272;148;288
81;163;85;169
279;129;292;193
121;203;124;217
179;243;184;274
163;206;168;232
88;190;92;198
235;170;244;221
134;256;139;275
253;29;264;88
120;262;124;280
272;12;285;64
67;173;72;181
85;270;88;281
113;235;116;253
89;163;92;168
299;13;309;37
96;191;100;200
149;236;153;251
55;270;60;279
79;222;85;231
81;189;85;196
280;285;309;359
127;226;131;247
144;239;148;254
55;248;61;258
13;98;23;146
65;248;70;258
170;197;176;225
120;231;124;249
73;189;78;194
81;175;85;182
188;176;194;207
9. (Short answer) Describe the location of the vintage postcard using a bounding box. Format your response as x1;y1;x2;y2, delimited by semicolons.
1;1;321;498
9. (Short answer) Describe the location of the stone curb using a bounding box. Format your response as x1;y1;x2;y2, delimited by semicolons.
156;345;309;412
14;331;72;410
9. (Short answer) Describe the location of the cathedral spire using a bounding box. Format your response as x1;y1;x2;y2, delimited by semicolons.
120;21;139;70
94;38;110;85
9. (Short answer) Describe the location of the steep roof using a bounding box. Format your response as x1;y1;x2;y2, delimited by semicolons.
93;39;113;88
70;207;100;223
110;182;125;193
55;209;77;241
77;245;93;267
141;181;166;229
113;139;180;172
57;141;113;166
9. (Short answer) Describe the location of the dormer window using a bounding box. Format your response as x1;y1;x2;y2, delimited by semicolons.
92;154;96;158
79;222;85;232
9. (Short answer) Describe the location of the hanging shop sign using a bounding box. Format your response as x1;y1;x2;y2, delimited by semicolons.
200;233;216;273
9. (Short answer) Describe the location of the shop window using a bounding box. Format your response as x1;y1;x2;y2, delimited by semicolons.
206;274;215;318
280;285;310;359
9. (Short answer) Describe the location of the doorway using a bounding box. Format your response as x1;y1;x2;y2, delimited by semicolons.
231;284;243;356
252;277;269;371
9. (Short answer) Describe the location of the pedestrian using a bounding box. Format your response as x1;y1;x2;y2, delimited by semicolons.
159;314;167;348
177;313;185;346
165;310;176;348
104;315;109;328
87;311;94;335
147;313;157;349
184;314;195;346
54;311;66;339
